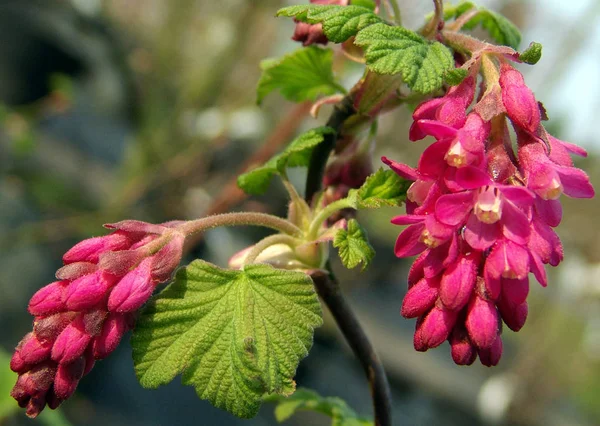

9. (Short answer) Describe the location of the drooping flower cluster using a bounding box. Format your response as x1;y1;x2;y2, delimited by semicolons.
385;61;594;366
10;221;184;417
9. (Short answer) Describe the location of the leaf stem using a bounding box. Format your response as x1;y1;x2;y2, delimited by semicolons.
307;197;354;239
178;212;303;237
310;269;392;426
386;0;402;26
304;95;356;204
422;0;444;38
446;8;479;31
243;233;300;265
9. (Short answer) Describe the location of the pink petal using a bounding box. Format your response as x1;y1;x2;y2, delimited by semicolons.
501;201;531;245
381;156;419;180
535;198;562;227
62;232;131;264
63;271;114;311
415;119;458;140
529;252;548;287
455;166;491;189
28;281;68;316
54;357;85;399
499;185;535;207
51;317;91;364
435;192;474;226
464;215;501;250
555;165;595;198
391;215;425;225
418;140;451;178
498;298;528;331
92;313;131;359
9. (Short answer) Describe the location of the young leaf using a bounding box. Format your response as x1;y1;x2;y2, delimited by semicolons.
257;46;344;104
349;168;409;209
268;387;372;426
333;219;375;271
444;68;468;86
519;41;542;65
460;8;521;49
132;260;323;419
238;126;335;195
277;5;382;43
354;24;455;94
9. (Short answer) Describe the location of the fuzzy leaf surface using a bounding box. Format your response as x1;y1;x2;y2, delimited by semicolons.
277;5;382;43
354;24;455;93
333;219;375;271
459;7;521;49
132;261;323;419
238;127;335;195
268;387;372;426
349;168;409;209
257;46;343;104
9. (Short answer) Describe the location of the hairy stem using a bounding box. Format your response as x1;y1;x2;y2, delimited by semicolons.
304;95;357;204
307;197;354;239
422;0;444;38
311;270;392;426
178;212;302;237
387;0;402;26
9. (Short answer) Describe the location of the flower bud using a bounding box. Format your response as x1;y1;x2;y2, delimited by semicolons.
478;335;503;367
465;295;499;349
33;313;76;344
92;313;131;359
150;234;185;282
419;305;458;349
440;254;478;310
19;333;52;365
63;271;115;311
28;281;68;316
108;258;155;313
499;64;540;133
62;231;132;264
498;297;528;332
401;277;439;318
54;357;86;400
51;316;91;364
449;327;477;366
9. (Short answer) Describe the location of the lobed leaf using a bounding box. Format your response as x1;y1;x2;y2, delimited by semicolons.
349;168;410;209
277;5;382;43
268;387;372;426
257;46;343;104
238;127;335;195
333;219;375;271
132;260;323;419
451;4;521;49
354;24;455;94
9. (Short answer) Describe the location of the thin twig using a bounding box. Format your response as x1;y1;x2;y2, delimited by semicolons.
304;95;392;426
311;269;392;426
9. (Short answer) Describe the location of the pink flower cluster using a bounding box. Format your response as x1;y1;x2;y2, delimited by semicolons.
292;0;349;46
10;221;184;417
385;63;594;366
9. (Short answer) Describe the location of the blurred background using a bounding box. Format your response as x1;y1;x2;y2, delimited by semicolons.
0;0;599;425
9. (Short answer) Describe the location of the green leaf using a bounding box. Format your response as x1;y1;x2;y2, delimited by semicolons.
268;387;372;426
333;219;375;271
238;127;335;195
354;24;455;94
132;261;323;419
257;46;344;104
461;8;521;49
349;168;409;209
519;41;542;65
349;0;377;11
444;68;468;86
277;5;382;43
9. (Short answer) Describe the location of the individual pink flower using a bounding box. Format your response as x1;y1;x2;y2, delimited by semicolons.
499;63;541;133
10;220;185;417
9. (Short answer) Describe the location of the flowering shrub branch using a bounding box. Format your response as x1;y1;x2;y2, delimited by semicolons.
8;1;594;425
